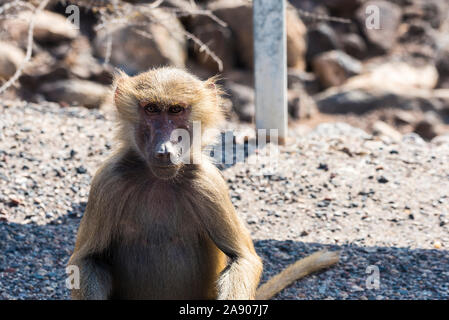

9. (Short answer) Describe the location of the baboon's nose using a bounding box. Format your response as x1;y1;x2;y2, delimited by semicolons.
155;142;174;162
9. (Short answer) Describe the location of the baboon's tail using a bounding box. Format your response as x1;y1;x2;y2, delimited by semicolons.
255;250;341;300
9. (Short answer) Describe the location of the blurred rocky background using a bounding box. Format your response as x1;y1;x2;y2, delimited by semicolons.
0;0;449;142
1;1;449;300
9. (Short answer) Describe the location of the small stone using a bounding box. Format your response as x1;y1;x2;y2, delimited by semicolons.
76;166;87;174
300;230;309;237
318;163;329;171
377;176;389;184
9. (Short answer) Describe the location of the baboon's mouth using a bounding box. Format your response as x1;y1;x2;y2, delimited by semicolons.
151;164;179;169
150;165;180;179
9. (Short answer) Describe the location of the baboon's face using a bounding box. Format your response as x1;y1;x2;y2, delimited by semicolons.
135;101;192;179
114;67;224;179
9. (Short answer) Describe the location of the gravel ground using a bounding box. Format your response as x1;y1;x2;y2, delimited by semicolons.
0;100;448;299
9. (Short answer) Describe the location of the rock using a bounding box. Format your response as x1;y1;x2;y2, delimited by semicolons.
312;50;362;88
372;121;402;142
63;36;113;84
436;44;449;88
2;10;79;44
94;8;187;75
207;0;252;69
224;70;254;87
413;112;443;140
286;9;307;70
394;110;416;126
315;87;448;115
414;120;437;140
322;0;362;17
39;79;109;109
402;132;426;145
287;69;320;95
0;42;25;80
431;134;449;146
288;88;317;120
402;0;449;29
225;81;255;122
19;51;69;92
356;1;402;54
306;23;340;63
341;33;367;59
189;15;235;73
208;0;307;70
21;36;113;91
309;122;371;139
345;60;438;91
315;88;395;114
397;19;438;59
433;241;442;249
377;176;389;184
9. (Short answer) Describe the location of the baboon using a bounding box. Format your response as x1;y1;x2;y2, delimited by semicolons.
68;67;339;300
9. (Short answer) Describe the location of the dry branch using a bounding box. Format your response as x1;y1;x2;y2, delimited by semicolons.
0;0;50;95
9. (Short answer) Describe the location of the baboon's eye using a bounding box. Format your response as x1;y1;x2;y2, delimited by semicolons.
144;103;160;114
169;105;184;114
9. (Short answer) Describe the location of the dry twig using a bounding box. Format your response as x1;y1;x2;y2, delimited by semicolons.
0;0;50;95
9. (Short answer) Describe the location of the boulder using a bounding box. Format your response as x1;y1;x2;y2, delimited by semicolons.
305;23;340;63
225;81;255;122
436;44;449;88
413;119;438;140
314;59;445;115
189;14;235;73
431;134;449;146
394;110;416;126
397;19;439;59
402;0;449;29
413;111;445;140
312;50;362;88
2;10;79;44
207;0;307;70
321;0;362;17
40;79;109;109
344;60;438;91
286;8;308;70
372;120;402;141
19;51;69;91
63;36;113;84
287;68;320;95
315;87;449;115
94;8;187;75
0;42;25;80
340;33;367;59
288;88;317;120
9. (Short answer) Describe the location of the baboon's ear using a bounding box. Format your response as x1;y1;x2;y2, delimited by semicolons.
204;75;225;104
204;75;220;90
112;69;129;106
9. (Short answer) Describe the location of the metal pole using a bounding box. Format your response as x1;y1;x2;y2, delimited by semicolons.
253;0;288;144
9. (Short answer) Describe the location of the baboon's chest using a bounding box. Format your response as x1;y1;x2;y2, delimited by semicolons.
109;195;222;299
110;222;221;299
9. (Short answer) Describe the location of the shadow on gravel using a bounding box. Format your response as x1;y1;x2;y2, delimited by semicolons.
212;133;257;170
1;219;448;299
255;239;449;300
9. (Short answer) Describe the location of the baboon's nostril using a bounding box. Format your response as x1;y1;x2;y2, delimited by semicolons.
156;143;172;160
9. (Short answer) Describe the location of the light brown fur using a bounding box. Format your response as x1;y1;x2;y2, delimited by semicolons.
68;67;339;300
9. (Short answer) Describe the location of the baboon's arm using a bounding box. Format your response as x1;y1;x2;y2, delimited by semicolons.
197;166;263;300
